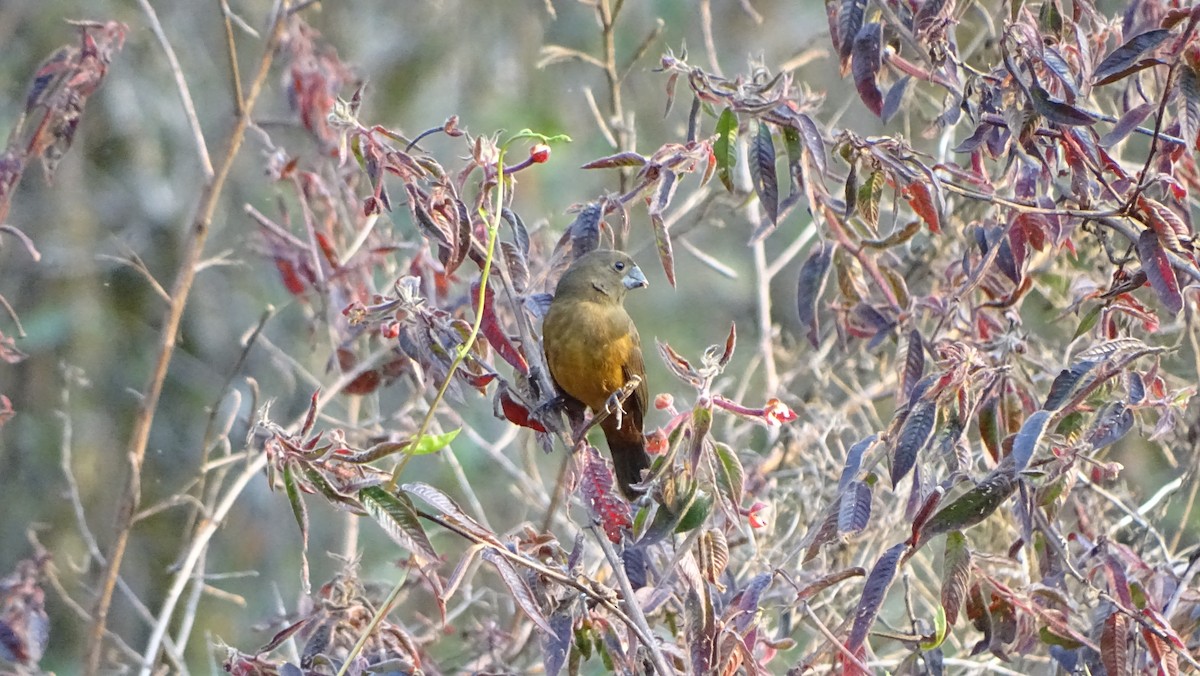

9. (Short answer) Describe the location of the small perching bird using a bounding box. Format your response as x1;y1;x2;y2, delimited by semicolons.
542;249;651;498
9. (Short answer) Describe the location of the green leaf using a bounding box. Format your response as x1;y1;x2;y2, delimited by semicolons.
407;428;461;455
1072;305;1101;340
676;491;713;534
358;485;439;562
713;443;744;508
713;107;739;193
921;605;948;650
920;470;1019;545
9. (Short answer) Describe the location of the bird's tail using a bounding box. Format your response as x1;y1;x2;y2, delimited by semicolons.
601;416;651;499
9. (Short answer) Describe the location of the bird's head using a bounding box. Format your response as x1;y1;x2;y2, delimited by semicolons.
556;249;648;303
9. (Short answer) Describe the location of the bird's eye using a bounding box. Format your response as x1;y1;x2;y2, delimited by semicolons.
614;261;625;271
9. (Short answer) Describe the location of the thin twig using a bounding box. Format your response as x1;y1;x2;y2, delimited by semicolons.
134;0;214;179
590;525;673;676
86;3;290;672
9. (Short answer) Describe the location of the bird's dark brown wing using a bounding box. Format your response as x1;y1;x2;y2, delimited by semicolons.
601;316;650;498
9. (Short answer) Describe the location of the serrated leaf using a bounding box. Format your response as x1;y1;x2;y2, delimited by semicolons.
1136;229;1183;314
1012;410;1051;472
941;531;971;626
1072;305;1102;340
650;213;676;288
1031;82;1097;126
1043;360;1097;411
1102;612;1129;676
404;481;501;544
482;548;556;635
686;585;714;673
847;541;907;651
676;491;713;533
570;202;602;256
892;398;937;487
580;151;649;169
851;23;883;117
1099;103;1155;147
359;485;439;562
541;612;572;676
837;480;872;534
797;242;834;348
838;434;877;492
1094;29;1171;86
920;470;1019;544
283;461;311;594
857;169;884;228
751;122;779;225
837;0;868;66
795;112;827;177
1085;402;1134;450
904;180;942;233
713;107;738;193
713;443;745;508
901;330;925;402
882;76;910;124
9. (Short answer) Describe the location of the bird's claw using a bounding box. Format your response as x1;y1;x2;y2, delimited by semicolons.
604;391;625;430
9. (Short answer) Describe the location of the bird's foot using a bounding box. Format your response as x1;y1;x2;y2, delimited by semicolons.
603;390;625;430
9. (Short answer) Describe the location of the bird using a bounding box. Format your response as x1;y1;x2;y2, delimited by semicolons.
542;249;651;498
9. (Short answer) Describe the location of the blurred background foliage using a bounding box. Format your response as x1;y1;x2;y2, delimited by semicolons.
0;0;836;667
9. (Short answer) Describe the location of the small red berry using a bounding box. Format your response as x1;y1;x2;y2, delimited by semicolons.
529;143;551;164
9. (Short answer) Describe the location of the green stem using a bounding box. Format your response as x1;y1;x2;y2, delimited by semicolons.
387;149;507;490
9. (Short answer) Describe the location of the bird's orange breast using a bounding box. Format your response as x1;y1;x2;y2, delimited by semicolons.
543;298;638;412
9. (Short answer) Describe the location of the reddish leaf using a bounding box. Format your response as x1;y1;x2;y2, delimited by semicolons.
851;23;883;117
650;213;676;287
941;531;971;626
903;180;941;233
581;447;631;543
717;322;737;368
1139;196;1189;253
495;384;547;432
471;281;529;375
1136;229;1183;314
1141;627;1180;676
1101;612;1129;676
